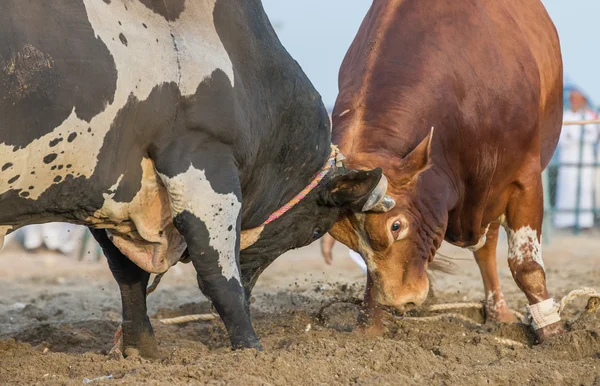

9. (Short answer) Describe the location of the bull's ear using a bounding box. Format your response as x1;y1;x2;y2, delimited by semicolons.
321;167;388;211
402;127;434;174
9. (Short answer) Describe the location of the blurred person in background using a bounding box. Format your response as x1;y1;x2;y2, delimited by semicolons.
554;89;599;229
5;223;85;255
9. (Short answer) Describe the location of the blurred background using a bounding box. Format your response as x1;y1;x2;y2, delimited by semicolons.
4;0;600;256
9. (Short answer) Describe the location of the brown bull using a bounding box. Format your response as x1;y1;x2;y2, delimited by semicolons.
323;0;564;341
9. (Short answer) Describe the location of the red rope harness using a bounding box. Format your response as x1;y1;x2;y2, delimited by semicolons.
262;146;339;226
110;145;343;354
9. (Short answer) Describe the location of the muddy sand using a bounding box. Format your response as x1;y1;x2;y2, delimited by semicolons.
0;231;599;385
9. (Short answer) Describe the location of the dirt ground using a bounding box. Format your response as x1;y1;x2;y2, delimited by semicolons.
0;230;599;385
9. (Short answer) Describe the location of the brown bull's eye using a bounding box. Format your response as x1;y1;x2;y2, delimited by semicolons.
391;221;401;232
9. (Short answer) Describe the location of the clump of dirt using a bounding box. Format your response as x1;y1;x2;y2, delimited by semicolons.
319;301;361;332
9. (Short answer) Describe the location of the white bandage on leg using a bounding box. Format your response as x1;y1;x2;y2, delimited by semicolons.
525;298;561;330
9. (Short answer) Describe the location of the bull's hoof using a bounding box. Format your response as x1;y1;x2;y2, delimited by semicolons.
357;306;385;336
123;347;141;358
535;321;567;343
362;326;384;339
231;336;263;351
483;306;519;324
123;331;159;359
357;316;384;337
122;345;158;359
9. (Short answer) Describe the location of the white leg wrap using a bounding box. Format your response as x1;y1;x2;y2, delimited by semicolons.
526;298;561;330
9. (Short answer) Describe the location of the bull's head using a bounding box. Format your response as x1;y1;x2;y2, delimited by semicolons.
326;129;448;314
238;158;397;294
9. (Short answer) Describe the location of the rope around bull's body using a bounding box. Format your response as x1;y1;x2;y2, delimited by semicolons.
111;273;599;353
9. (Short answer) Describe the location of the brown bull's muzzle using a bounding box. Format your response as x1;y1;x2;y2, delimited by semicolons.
373;275;430;314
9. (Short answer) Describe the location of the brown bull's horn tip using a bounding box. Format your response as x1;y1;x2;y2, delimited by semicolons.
362;174;391;212
366;195;395;213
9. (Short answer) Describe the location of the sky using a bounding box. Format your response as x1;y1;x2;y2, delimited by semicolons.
262;0;600;109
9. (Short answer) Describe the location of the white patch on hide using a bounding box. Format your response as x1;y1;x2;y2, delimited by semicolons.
103;174;124;202
466;223;491;252
339;109;350;117
505;225;544;270
484;290;508;319
158;164;241;282
486;290;495;308
0;0;234;199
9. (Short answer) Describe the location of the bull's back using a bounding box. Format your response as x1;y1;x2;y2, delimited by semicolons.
500;0;562;168
0;0;233;224
334;0;562;175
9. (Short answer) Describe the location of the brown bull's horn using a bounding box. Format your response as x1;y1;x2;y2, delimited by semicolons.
362;174;395;212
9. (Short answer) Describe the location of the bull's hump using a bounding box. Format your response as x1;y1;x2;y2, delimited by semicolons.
0;0;234;202
336;0;404;155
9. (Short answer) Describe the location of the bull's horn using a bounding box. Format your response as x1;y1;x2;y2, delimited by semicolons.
362;174;395;212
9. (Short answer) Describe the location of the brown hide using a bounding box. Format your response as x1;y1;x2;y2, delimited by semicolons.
328;0;563;317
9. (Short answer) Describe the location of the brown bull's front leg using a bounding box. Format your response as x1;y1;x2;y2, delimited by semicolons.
503;171;565;342
473;221;518;323
358;271;384;336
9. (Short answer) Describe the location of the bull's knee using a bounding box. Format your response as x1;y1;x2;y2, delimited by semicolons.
157;156;260;350
505;225;548;302
504;224;564;340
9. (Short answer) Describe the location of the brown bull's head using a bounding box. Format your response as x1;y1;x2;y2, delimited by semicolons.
327;129;448;313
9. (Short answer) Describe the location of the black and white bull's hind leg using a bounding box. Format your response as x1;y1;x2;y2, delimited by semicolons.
155;142;260;350
502;169;565;342
90;229;158;357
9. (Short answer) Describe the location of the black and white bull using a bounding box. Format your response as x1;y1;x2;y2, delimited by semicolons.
0;0;393;355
